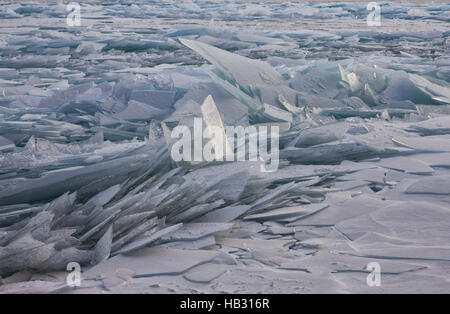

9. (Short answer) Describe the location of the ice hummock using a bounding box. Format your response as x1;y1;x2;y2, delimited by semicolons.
0;1;449;294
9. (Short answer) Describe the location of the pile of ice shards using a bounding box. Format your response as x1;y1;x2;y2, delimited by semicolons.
0;1;449;293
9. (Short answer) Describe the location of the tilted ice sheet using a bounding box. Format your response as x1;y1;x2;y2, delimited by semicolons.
0;1;449;293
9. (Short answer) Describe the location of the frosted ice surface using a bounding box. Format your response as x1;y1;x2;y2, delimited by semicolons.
0;0;449;294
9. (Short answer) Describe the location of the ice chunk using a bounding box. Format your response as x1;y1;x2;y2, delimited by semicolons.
0;136;14;152
201;95;232;160
115;223;183;255
179;38;282;94
160;223;233;242
288;194;392;227
113;100;172;121
376;157;434;175
194;205;251;223
244;203;328;222
392;135;450;152
0;234;55;276
405;175;450;195
93;226;113;265
408;73;450;104
85;247;219;278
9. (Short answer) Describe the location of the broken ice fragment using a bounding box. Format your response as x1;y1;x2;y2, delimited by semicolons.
115;223;183;255
179;38;282;95
0;136;14;152
93;226;113;265
201;95;232;160
405;176;450;195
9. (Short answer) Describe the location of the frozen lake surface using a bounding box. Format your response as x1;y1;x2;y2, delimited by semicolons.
0;1;449;293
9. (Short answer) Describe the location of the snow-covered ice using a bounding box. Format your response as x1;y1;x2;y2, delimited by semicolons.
0;1;449;294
